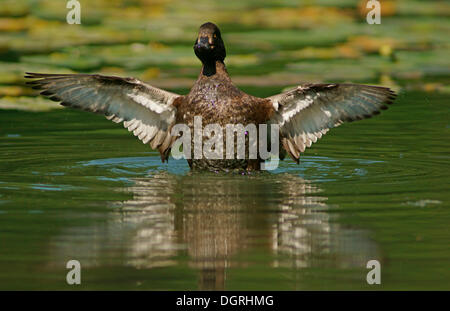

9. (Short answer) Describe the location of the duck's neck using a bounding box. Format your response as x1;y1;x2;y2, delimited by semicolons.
201;60;228;77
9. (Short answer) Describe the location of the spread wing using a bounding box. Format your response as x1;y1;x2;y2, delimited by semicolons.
25;72;181;161
267;83;396;163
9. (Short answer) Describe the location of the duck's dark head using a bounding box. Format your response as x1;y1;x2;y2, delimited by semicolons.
194;22;226;68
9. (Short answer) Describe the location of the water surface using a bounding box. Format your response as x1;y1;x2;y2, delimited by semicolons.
0;0;449;290
0;90;448;290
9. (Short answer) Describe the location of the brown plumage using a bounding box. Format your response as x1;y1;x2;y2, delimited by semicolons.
25;22;396;172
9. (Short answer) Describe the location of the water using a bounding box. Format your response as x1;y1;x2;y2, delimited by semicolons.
0;0;449;291
0;90;448;290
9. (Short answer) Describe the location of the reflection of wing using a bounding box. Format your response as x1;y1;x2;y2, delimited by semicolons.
267;84;396;162
25;73;181;159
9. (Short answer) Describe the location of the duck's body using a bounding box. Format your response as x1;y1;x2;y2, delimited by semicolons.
25;22;396;172
176;61;273;171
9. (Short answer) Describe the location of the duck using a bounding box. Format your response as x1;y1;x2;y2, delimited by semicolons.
25;22;396;172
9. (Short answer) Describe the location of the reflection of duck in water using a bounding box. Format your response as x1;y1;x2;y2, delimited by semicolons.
26;22;395;171
49;172;379;290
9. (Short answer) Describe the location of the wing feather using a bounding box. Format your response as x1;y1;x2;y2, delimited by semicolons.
267;83;396;162
25;72;181;160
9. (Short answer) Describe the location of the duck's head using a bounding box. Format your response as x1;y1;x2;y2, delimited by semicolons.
194;22;226;64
